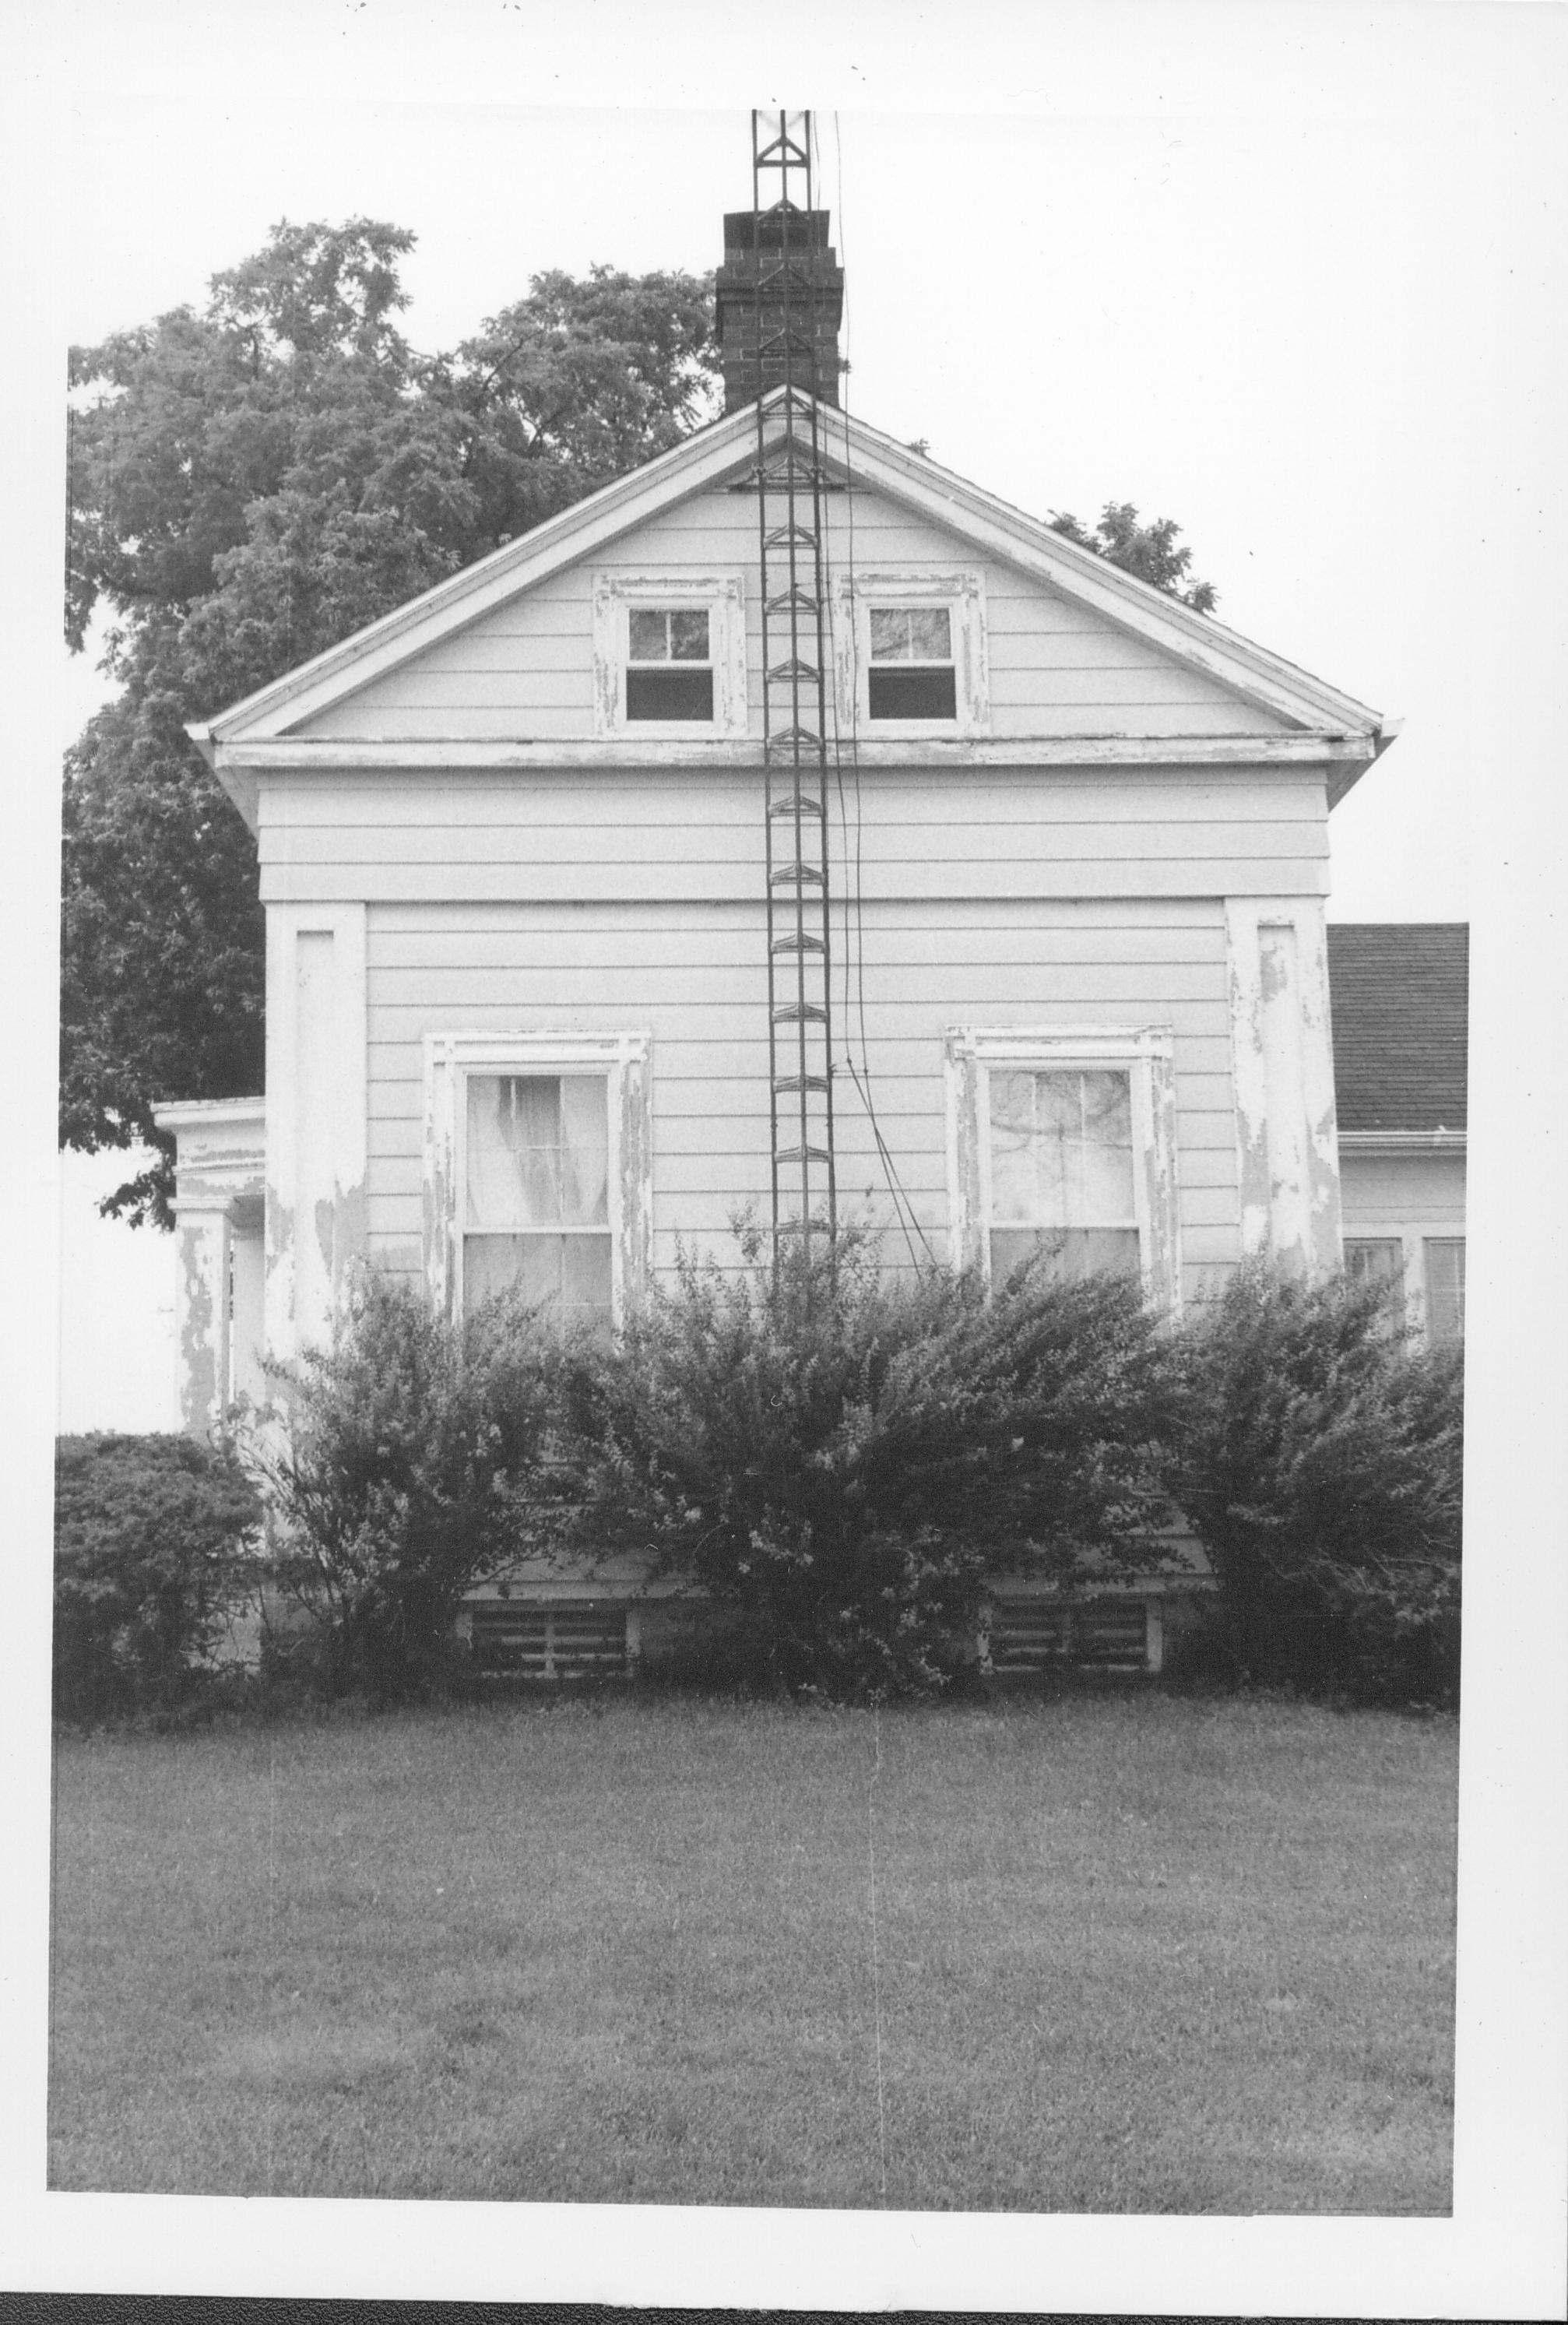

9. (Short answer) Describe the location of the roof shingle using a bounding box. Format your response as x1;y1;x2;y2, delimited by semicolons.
1327;923;1468;1134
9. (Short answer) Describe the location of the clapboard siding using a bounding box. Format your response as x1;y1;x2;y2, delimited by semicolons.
266;856;1325;903
276;823;1320;871
261;772;1327;828
359;895;1243;1296
258;765;1327;906
295;480;1291;744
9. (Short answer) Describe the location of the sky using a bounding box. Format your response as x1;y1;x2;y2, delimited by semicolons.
6;4;1568;2313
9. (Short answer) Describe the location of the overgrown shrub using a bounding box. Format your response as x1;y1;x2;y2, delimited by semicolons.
1166;1262;1464;1704
561;1225;1178;1699
54;1433;262;1723
254;1272;564;1703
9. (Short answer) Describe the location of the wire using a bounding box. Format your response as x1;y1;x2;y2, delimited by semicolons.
823;111;939;1272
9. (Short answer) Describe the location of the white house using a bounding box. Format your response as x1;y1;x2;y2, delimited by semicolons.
154;187;1397;1675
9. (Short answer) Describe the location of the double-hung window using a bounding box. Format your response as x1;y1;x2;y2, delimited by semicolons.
834;569;989;738
592;573;747;739
425;1032;652;1328
868;605;957;722
947;1027;1180;1303
464;1072;613;1324
626;607;714;723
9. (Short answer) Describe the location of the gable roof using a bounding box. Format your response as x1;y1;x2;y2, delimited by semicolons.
1328;923;1468;1134
189;385;1392;817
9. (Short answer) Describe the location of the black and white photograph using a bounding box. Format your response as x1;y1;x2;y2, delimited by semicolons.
5;2;1564;2314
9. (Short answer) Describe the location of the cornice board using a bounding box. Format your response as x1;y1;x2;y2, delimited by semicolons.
190;389;1386;758
221;733;1373;773
213;732;1365;836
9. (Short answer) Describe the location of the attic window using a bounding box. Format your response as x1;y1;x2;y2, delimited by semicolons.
626;607;714;722
868;605;956;720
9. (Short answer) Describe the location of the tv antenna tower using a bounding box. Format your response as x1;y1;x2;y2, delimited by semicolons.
747;108;838;1271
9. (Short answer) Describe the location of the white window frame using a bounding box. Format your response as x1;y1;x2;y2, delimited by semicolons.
832;568;990;739
592;572;747;740
423;1030;653;1325
944;1025;1181;1307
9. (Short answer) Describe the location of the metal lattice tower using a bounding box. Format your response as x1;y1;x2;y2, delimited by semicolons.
749;109;838;1266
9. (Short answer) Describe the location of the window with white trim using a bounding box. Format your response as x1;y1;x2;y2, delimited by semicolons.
626;607;713;723
946;1027;1180;1303
592;573;747;739
465;1071;613;1324
868;604;957;722
835;569;989;737
424;1032;652;1328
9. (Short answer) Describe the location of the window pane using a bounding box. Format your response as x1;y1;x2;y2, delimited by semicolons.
628;608;669;661
667;609;710;660
1425;1237;1465;1345
869;607;910;660
463;1232;613;1324
867;667;957;720
869;605;951;661
905;606;951;660
990;1226;1141;1284
990;1068;1135;1228
466;1074;608;1232
625;667;714;721
1345;1238;1405;1291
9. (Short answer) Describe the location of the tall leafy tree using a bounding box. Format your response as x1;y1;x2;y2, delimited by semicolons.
1048;500;1218;613
63;220;719;1223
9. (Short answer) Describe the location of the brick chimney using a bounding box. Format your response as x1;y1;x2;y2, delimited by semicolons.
715;204;845;413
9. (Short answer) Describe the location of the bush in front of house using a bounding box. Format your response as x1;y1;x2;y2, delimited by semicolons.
54;1433;262;1723
1165;1261;1464;1705
255;1272;564;1703
560;1223;1179;1700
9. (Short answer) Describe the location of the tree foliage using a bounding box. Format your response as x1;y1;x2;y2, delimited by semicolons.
63;219;719;1222
1048;501;1218;613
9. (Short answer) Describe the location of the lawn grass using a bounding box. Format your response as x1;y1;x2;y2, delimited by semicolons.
48;1690;1456;2211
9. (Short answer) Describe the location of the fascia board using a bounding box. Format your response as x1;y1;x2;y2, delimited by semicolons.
219;732;1375;776
821;405;1384;738
189;399;772;747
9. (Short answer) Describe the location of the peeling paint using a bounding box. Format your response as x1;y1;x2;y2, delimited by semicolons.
177;1222;218;1433
1225;900;1342;1277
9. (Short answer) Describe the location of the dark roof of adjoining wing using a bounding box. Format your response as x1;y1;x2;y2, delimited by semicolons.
1327;923;1469;1134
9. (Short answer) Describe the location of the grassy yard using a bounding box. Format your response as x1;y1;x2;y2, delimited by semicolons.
49;1692;1456;2211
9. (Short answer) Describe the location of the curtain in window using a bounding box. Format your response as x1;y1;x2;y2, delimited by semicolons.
464;1075;611;1322
988;1068;1140;1282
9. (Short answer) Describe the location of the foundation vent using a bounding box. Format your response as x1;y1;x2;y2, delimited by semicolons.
986;1598;1153;1674
469;1601;628;1680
